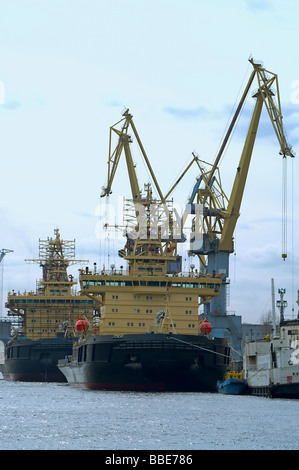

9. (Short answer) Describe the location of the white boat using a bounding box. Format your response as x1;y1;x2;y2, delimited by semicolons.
243;285;299;398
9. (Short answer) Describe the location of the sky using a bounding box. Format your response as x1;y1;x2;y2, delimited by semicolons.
0;0;299;324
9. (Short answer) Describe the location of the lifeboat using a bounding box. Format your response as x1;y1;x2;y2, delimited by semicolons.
199;319;212;335
75;317;89;332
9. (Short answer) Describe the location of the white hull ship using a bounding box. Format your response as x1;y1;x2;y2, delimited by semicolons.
244;288;299;398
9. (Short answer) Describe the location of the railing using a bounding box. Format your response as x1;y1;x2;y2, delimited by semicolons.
80;268;221;279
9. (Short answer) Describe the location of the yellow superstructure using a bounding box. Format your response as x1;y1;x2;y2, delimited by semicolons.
6;229;94;340
81;269;221;336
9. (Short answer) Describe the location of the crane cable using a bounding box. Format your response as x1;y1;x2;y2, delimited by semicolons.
282;156;295;315
291;157;295;314
281;155;287;261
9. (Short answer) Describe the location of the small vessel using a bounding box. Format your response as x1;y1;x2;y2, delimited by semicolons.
243;319;299;398
243;286;299;399
2;229;94;382
58;110;231;391
217;368;247;395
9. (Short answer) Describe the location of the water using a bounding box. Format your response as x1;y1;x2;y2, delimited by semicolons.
0;380;298;450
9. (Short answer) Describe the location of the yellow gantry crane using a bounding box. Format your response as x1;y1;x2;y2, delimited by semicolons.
184;57;294;319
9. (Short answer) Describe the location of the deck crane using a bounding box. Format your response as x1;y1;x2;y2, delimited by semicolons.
100;109;183;275
0;249;13;264
0;249;13;316
184;58;294;321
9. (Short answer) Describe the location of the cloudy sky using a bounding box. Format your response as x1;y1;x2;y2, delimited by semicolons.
0;0;298;324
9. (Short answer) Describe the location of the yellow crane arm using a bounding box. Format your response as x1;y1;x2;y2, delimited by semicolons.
129;118;165;203
255;64;294;159
101;111;140;200
219;91;264;251
101;109;165;203
218;59;294;252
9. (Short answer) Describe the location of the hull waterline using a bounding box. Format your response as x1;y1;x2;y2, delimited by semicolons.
58;333;230;392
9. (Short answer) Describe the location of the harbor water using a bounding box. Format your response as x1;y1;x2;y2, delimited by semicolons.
0;380;298;451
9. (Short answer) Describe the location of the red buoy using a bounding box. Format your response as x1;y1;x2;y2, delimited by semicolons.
75;318;89;332
199;320;212;335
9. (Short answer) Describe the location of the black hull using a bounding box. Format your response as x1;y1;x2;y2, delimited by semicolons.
248;383;299;399
2;337;74;382
58;333;230;392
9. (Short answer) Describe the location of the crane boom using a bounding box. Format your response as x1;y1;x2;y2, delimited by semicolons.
206;67;257;187
219;89;264;251
101;111;140;201
219;58;294;252
101;109;165;203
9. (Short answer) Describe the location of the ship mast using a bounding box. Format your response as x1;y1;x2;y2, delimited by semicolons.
25;228;88;294
277;288;287;324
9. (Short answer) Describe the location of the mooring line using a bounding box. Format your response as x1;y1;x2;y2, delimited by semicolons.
167;336;231;359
